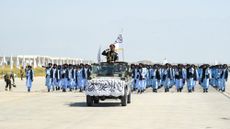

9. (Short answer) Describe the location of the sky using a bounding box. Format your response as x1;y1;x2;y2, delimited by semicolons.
0;0;230;64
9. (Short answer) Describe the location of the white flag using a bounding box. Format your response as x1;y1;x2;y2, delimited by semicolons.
38;57;42;67
33;57;37;68
162;58;168;65
22;56;26;69
51;59;54;64
29;59;32;66
16;56;20;69
115;34;123;43
2;56;7;65
42;57;46;66
10;56;13;70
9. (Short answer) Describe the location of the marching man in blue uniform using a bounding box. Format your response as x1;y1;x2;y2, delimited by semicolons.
134;65;140;92
77;64;85;92
56;65;62;90
217;64;228;92
67;64;75;91
26;65;34;92
137;64;144;94
61;64;68;92
210;65;217;88
200;64;211;93
83;64;91;89
151;64;161;93
50;64;58;91
131;64;136;91
45;63;52;92
175;64;184;92
162;64;173;92
72;65;77;90
186;65;197;93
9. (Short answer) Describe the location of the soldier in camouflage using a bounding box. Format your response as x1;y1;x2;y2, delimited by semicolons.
102;44;118;63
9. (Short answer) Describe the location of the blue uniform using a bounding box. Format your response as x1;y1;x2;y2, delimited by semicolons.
77;68;84;91
217;68;228;92
146;68;151;87
26;68;34;92
83;68;90;89
61;68;68;91
162;67;173;92
45;67;52;91
134;68;139;90
141;67;148;90
131;68;136;90
151;68;161;92
51;68;57;91
175;67;184;92
210;67;217;87
200;68;211;92
186;67;196;92
68;68;75;90
52;68;61;90
170;68;176;88
136;67;147;93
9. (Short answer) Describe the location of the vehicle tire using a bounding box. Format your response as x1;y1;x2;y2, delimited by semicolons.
127;92;131;104
94;99;99;104
121;89;127;106
86;95;93;106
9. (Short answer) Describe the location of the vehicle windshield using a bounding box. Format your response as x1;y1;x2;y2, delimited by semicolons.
91;62;128;76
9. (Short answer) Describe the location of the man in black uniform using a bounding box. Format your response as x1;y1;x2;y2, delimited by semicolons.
4;72;16;91
4;73;11;91
102;44;118;62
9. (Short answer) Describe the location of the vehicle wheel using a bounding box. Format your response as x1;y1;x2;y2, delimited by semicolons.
86;95;93;106
127;92;131;104
121;89;127;106
94;99;99;104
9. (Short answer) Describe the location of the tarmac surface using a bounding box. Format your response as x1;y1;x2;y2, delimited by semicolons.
0;77;230;129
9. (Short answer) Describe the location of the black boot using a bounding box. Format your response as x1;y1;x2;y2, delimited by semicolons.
222;88;225;92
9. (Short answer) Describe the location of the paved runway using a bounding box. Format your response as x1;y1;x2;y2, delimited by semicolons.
0;77;230;129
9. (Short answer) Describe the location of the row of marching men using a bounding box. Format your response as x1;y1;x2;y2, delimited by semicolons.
45;63;91;92
131;63;229;93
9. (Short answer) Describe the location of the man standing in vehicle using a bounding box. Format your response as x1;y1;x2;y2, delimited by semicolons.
102;44;119;63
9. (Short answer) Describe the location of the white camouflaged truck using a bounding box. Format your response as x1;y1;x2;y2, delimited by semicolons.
85;62;132;106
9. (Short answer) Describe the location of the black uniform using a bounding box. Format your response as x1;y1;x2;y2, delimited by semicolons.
4;73;15;91
102;49;118;62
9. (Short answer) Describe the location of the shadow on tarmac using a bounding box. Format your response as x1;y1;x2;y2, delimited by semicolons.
68;102;123;107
